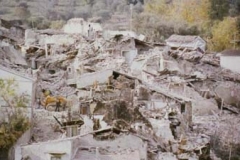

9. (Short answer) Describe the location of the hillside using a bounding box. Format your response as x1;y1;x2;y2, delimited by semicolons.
0;0;141;29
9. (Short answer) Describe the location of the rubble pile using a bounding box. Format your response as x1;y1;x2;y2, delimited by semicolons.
1;18;240;160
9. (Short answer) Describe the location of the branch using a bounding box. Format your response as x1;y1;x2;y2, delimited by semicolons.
1;94;15;109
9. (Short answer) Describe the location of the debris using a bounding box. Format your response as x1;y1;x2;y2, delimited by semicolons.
1;18;239;160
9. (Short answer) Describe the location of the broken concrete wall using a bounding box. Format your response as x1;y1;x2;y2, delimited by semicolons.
25;29;38;46
164;57;194;75
63;18;102;36
164;84;218;116
220;55;240;73
144;100;168;110
131;58;146;78
44;34;76;46
0;40;27;66
11;129;31;160
192;98;218;116
178;101;192;132
121;49;138;65
72;134;147;160
149;118;174;144
103;100;151;127
119;88;134;102
67;94;79;112
77;69;113;88
215;81;240;108
21;139;73;160
25;29;77;49
104;101;132;123
136;86;150;101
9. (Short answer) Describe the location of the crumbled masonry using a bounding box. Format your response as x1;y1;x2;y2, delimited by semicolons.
1;18;240;160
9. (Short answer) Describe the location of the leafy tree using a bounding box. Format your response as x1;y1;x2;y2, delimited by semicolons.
144;0;210;27
210;0;229;20
145;0;170;16
177;0;210;24
140;0;209;41
0;79;30;158
229;0;240;17
27;17;51;29
209;17;240;51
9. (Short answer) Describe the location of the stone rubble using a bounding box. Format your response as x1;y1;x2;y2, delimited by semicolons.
1;18;240;160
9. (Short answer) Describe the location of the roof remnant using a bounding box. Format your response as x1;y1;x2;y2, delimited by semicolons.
166;34;206;52
221;49;240;56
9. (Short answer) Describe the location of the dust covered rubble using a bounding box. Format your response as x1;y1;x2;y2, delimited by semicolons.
2;18;240;160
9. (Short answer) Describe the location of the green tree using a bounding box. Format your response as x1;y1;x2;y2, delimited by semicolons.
229;0;240;17
210;0;229;20
145;0;170;16
0;79;30;159
209;17;240;51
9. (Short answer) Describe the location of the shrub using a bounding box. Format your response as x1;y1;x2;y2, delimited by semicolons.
27;17;51;29
209;17;240;51
0;79;30;151
50;20;66;29
133;13;200;42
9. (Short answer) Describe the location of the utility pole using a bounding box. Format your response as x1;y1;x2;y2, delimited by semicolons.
30;71;38;137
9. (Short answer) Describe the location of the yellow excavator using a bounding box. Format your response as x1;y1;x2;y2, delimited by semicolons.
41;89;67;111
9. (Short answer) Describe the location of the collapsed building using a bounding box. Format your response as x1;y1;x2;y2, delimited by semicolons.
1;18;240;160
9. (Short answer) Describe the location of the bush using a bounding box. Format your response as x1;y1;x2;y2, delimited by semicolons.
134;13;200;42
50;20;66;29
209;17;240;51
27;17;51;29
0;111;30;149
0;79;30;151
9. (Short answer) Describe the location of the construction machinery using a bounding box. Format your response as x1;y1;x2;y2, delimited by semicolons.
41;89;67;111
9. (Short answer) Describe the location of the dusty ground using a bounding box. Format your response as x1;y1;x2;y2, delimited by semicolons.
194;111;240;159
32;109;67;142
